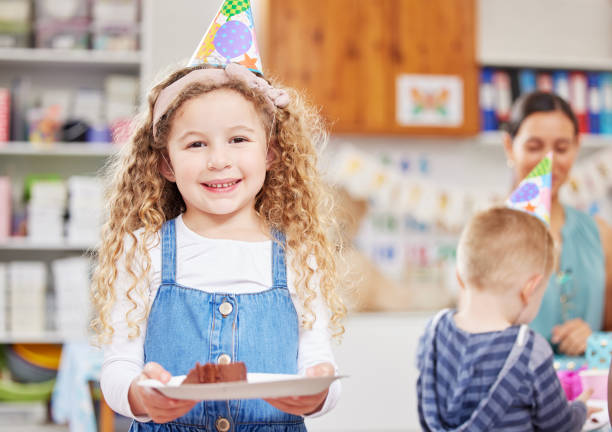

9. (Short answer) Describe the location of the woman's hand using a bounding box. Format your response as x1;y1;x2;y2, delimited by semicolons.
264;362;334;416
128;362;198;423
551;318;592;356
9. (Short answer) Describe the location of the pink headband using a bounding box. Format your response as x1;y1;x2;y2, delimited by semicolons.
152;63;290;137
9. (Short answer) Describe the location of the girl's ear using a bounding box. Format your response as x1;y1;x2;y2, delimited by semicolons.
159;153;176;182
266;141;279;169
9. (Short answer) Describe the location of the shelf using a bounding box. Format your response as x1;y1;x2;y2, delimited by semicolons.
480;54;612;71
0;47;142;70
478;131;612;148
1;425;69;432
0;332;73;344
0;142;119;157
0;238;96;251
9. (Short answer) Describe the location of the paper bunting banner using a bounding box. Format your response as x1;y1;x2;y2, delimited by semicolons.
506;152;552;225
188;0;263;74
329;143;612;232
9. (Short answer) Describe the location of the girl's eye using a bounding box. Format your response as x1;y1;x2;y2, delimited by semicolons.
189;141;206;148
230;136;248;144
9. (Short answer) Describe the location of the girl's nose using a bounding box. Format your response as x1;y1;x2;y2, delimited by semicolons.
207;147;232;170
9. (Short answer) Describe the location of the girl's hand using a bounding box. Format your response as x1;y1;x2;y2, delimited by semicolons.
551;318;592;356
128;362;198;423
264;362;335;416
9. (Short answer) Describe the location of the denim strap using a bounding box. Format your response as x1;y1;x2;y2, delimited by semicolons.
271;229;288;289
160;219;177;284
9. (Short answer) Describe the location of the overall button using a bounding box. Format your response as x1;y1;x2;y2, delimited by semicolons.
219;301;233;317
215;417;231;432
217;354;231;364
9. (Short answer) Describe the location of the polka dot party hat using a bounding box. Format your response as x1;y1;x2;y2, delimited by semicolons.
188;0;263;74
506;152;552;226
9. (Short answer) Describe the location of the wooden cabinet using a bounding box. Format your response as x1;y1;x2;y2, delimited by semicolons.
264;0;478;135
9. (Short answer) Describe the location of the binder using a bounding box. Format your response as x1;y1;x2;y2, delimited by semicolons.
553;70;570;102
0;89;9;144
479;68;498;131
493;70;512;129
600;73;612;135
537;72;554;93
587;73;601;134
569;72;588;133
519;69;537;95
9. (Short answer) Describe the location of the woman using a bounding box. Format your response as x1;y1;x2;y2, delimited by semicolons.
503;91;612;356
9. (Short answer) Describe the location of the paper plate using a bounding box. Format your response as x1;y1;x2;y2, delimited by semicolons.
138;373;344;401
583;399;610;431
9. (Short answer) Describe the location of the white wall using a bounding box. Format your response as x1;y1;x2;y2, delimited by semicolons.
305;313;431;432
478;0;612;65
143;0;266;87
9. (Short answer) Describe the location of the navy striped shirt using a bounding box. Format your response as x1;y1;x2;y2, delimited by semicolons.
416;310;587;431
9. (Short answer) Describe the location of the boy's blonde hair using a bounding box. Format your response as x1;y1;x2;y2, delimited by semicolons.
91;65;347;344
456;207;555;292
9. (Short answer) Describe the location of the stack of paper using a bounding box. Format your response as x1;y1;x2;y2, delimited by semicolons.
67;176;104;245
51;256;90;339
9;261;46;335
28;180;66;242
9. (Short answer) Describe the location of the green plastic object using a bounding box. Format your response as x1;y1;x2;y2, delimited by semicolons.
22;174;62;202
0;378;55;401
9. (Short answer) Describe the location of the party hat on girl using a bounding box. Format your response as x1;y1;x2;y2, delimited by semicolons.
188;0;263;74
506;152;552;225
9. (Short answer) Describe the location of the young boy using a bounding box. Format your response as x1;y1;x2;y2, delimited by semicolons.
417;207;592;431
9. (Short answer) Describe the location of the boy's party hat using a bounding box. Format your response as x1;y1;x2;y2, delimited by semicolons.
506;152;552;225
188;0;263;74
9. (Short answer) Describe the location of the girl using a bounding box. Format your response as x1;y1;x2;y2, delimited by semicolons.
91;61;346;431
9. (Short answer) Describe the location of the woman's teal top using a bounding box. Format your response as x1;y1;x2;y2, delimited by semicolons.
531;205;605;343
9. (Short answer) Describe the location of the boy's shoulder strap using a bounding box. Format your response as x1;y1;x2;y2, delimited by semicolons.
458;324;534;432
430;308;450;331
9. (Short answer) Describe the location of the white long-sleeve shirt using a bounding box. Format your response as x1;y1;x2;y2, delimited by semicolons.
101;214;340;421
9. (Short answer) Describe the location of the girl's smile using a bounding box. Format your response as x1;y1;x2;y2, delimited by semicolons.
201;178;242;193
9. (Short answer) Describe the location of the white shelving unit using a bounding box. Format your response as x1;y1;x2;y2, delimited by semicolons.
478;131;612;149
0;332;67;344
0;10;149;353
479;55;612;72
0;237;95;251
0;47;141;70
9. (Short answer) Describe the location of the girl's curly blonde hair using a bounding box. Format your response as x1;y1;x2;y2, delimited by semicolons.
91;64;347;344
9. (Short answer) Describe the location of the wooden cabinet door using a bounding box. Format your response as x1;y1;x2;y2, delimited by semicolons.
264;0;478;135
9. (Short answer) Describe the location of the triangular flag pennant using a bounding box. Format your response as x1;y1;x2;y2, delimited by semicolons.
188;0;263;74
506;152;552;225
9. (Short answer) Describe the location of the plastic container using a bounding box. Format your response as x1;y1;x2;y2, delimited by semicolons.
35;0;89;21
579;369;609;400
5;347;57;383
93;24;139;51
35;19;89;49
12;344;62;370
0;31;28;47
0;0;31;48
0;377;55;401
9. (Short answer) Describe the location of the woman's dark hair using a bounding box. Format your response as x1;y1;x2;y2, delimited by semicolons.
506;91;579;138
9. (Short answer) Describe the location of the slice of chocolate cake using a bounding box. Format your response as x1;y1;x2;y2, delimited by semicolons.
182;362;247;384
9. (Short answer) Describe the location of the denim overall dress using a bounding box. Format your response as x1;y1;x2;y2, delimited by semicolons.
130;219;307;432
